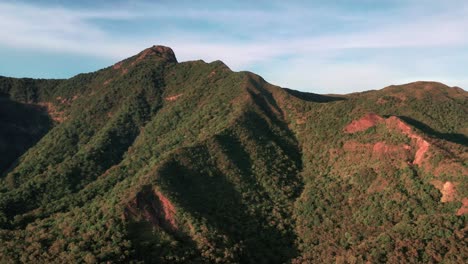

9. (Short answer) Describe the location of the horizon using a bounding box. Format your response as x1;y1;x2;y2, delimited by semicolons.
0;0;467;94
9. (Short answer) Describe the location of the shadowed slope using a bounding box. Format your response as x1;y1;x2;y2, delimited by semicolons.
0;97;52;175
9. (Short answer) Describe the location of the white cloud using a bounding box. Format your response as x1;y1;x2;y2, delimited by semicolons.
0;0;467;92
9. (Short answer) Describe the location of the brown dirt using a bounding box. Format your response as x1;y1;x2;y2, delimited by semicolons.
373;141;405;154
344;113;384;133
441;181;457;202
433;160;468;178
165;93;183;101
155;190;177;229
456;198;468;215
413;139;430;166
385;116;412;134
343;140;411;161
296;118;306;125
37;102;66;123
432;180;458;203
344;115;436;167
433;180;467;215
385;116;431;166
208;70;216;78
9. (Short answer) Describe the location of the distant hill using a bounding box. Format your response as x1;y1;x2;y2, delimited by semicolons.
0;46;466;263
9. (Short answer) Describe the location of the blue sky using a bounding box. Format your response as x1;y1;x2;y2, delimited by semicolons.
0;0;467;94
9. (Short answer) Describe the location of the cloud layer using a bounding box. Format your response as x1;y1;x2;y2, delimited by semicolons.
1;0;467;93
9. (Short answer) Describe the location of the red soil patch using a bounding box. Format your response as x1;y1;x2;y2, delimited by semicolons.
296;118;306;125
433;160;468;178
432;180;457;203
432;180;467;215
456;198;468;215
385;117;431;166
344;115;432;166
208;70;216;78
440;181;457;202
124;187;177;231
344;113;384;133
373;141;402;154
37;102;66;123
340;141;410;171
343;141;411;162
413;139;430;166
372;142;412;161
385;116;412;134
165;93;183;101
155;190;177;229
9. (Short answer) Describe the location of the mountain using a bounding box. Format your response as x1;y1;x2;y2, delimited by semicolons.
0;45;466;263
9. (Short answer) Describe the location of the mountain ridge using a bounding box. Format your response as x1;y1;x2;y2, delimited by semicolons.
0;45;466;263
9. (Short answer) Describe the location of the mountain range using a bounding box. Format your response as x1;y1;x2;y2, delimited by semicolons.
0;45;466;263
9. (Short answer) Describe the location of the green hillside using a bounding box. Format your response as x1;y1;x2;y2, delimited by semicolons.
0;46;466;263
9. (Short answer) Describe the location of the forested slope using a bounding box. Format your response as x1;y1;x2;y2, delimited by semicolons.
0;46;466;263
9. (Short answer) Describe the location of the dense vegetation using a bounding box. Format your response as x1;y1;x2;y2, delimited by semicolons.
0;46;466;263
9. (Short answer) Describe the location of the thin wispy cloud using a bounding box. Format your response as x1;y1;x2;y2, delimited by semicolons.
0;0;467;93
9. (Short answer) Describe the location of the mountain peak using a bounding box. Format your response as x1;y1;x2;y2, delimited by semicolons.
135;45;178;63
